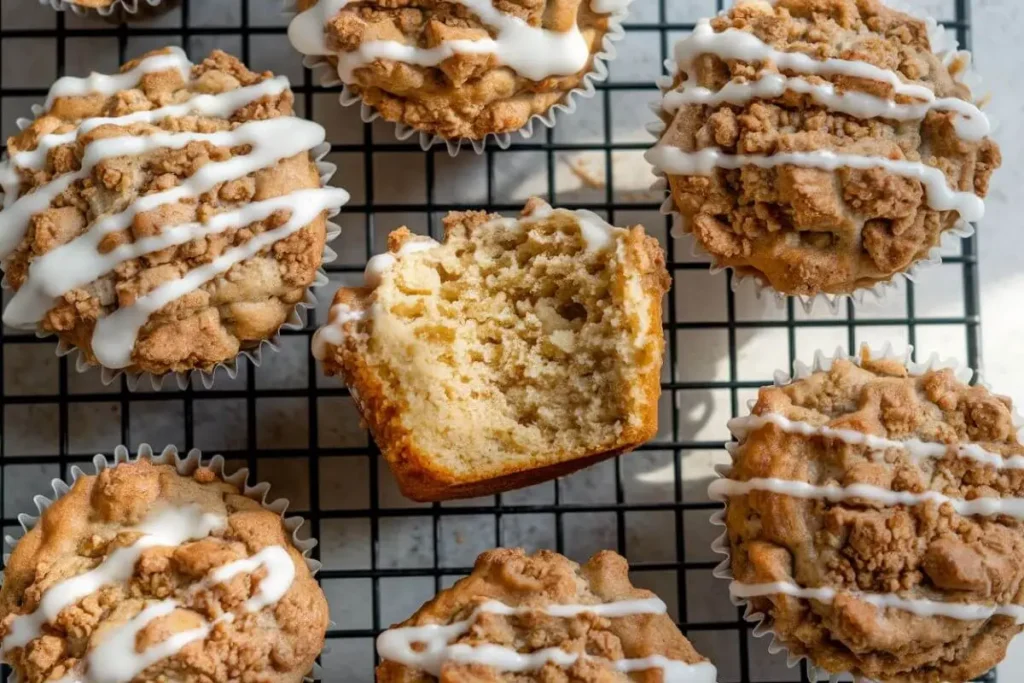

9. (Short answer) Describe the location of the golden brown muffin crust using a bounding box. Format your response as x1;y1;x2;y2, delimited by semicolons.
720;353;1024;682
654;0;1001;296
0;459;328;683
2;49;328;375
297;0;617;140
377;548;711;682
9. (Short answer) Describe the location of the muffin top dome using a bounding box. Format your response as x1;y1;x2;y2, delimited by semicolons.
0;458;329;683
712;349;1024;682
0;48;348;376
647;0;1000;297
288;0;631;141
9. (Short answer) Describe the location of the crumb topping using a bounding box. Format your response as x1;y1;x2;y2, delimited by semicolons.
721;354;1024;682
376;549;711;682
294;0;618;140
654;0;1001;296
1;49;330;375
0;460;328;683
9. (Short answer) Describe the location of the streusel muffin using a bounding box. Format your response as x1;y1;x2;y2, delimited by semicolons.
312;198;670;501
647;0;1001;297
710;349;1024;682
0;456;329;683
376;548;718;682
0;47;348;381
288;0;631;147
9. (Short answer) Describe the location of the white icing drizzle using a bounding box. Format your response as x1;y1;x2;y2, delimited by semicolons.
730;581;1024;625
0;505;226;653
645;145;985;222
310;304;367;361
44;47;192;112
377;597;718;682
589;0;633;13
288;0;621;82
661;72;989;142
709;476;1024;519
649;18;990;223
310;201;620;361
69;545;295;683
731;412;1024;471
89;186;349;369
12;76;292;174
0;50;350;369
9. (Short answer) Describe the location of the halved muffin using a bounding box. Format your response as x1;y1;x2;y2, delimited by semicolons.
313;199;670;501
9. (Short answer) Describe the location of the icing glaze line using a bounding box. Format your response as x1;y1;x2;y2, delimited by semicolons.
288;0;621;82
661;72;989;142
730;412;1024;471
644;145;985;223
1;505;227;653
708;476;1024;519
90;186;350;369
377;597;718;682
44;47;192;111
730;580;1024;624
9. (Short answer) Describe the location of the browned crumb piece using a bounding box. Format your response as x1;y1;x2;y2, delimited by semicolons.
377;548;712;682
721;352;1024;682
296;0;617;140
3;48;328;375
316;199;670;501
0;459;328;683
655;0;1001;296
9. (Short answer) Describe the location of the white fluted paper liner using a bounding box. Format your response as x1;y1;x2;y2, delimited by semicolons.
709;343;1018;683
40;0;178;19
1;134;343;392
2;443;325;682
646;2;992;314
281;0;628;156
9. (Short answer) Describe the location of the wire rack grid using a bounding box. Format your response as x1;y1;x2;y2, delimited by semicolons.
0;0;998;681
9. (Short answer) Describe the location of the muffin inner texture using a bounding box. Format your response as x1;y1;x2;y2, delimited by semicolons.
364;211;652;475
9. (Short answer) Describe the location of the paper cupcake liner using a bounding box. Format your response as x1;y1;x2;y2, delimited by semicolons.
646;3;991;314
40;0;180;20
2;443;325;682
281;0;628;156
1;134;343;392
709;343;1019;683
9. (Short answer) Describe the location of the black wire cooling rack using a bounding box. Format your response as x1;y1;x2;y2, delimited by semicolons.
0;0;998;681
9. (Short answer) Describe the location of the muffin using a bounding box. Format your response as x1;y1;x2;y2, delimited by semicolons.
0;47;348;383
312;198;670;501
0;455;329;683
710;348;1024;682
646;0;1001;298
287;0;630;149
377;548;718;681
41;0;182;20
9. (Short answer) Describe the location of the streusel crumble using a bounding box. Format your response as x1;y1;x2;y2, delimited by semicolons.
376;548;717;681
0;47;348;378
288;0;630;143
0;458;328;683
647;0;1000;297
712;350;1024;682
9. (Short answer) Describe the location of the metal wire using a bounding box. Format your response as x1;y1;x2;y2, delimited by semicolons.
0;0;995;681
